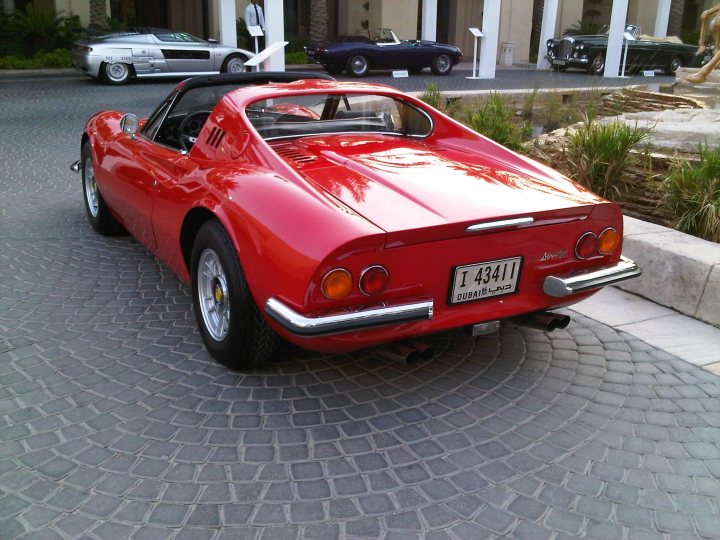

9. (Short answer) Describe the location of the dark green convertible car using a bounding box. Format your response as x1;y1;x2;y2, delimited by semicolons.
545;24;701;75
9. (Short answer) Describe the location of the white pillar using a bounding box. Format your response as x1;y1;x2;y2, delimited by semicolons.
421;0;437;41
478;0;501;78
536;0;559;69
603;0;628;78
218;0;237;47
264;0;286;71
654;0;672;37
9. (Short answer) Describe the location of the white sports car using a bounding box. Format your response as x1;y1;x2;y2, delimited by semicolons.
72;28;255;85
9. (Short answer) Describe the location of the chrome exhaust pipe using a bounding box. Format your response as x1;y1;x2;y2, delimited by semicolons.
512;311;570;332
377;341;435;364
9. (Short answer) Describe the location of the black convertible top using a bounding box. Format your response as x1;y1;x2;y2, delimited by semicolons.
179;72;335;93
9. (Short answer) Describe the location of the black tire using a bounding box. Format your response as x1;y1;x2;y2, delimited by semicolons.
100;62;131;85
222;54;248;73
191;220;279;369
430;54;453;75
346;55;369;77
81;141;121;235
588;53;605;75
665;55;683;75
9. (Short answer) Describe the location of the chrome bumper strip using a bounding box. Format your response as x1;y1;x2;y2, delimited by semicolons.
544;256;642;298
264;297;434;337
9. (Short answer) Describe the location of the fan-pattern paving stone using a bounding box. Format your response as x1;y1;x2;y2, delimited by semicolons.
2;77;720;539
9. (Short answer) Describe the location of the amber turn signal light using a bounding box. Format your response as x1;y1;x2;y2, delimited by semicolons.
321;268;352;299
597;227;620;254
359;265;389;295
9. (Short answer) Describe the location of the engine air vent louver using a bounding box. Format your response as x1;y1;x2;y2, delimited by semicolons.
207;127;226;149
270;142;317;164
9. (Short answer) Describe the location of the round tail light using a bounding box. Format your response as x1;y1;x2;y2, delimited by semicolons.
597;227;620;254
321;268;352;299
575;232;598;259
359;265;389;296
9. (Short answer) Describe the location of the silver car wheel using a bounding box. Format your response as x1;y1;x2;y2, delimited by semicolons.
83;158;99;218
224;55;246;73
432;54;451;75
198;248;231;342
104;62;130;83
348;55;369;76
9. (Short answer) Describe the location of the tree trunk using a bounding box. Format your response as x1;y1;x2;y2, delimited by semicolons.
668;0;686;37
309;0;328;41
90;0;109;30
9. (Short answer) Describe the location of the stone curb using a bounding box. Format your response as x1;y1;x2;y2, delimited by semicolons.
619;215;720;327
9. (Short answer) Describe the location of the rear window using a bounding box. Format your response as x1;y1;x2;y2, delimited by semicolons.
246;93;433;140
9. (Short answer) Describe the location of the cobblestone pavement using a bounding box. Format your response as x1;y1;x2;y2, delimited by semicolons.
2;78;720;539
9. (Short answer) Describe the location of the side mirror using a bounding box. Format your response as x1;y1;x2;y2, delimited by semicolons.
120;114;139;139
207;38;218;44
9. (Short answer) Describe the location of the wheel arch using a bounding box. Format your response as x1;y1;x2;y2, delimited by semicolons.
180;206;220;278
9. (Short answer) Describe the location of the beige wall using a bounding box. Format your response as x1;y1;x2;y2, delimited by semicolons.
378;0;419;40
499;0;533;63
338;0;369;36
55;0;109;26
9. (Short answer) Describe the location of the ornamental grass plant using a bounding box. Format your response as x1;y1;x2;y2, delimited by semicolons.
465;92;531;152
564;111;651;199
659;145;720;242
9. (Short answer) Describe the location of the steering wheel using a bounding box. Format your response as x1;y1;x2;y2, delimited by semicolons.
178;110;212;152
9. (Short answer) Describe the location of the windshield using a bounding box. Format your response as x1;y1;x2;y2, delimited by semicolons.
246;93;432;140
154;31;206;43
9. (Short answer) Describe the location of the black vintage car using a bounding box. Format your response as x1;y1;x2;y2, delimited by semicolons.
304;28;463;77
546;24;700;75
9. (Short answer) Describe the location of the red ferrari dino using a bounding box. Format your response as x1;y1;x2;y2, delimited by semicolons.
72;72;641;369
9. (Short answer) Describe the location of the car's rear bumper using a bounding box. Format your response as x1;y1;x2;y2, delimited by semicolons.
265;297;434;337
543;256;641;297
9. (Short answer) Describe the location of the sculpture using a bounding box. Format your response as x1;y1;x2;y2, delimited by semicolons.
683;3;720;83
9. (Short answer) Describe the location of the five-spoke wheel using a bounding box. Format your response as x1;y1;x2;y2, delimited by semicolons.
191;220;279;369
81;141;121;234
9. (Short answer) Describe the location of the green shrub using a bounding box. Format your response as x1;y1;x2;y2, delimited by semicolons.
564;115;650;199
0;49;72;69
10;4;75;56
659;145;720;242
419;81;443;110
465;92;530;151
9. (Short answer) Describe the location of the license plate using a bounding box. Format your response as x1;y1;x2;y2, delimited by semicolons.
553;59;567;66
449;257;522;305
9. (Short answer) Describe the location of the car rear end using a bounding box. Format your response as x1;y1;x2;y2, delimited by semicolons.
261;136;638;353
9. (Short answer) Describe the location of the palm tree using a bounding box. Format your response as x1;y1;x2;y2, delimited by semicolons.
89;0;108;30
309;0;328;41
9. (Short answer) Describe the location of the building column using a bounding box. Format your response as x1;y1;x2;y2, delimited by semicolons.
536;0;559;69
421;0;437;41
264;0;286;70
603;0;628;77
654;0;672;37
217;0;237;47
478;0;501;78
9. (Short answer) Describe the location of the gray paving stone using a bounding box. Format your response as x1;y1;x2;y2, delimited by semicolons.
3;85;720;537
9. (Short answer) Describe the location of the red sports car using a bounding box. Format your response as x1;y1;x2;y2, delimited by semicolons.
72;72;641;369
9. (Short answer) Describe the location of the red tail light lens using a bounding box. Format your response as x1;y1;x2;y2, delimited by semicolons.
575;232;598;259
597;227;620;254
321;268;352;299
359;265;389;296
